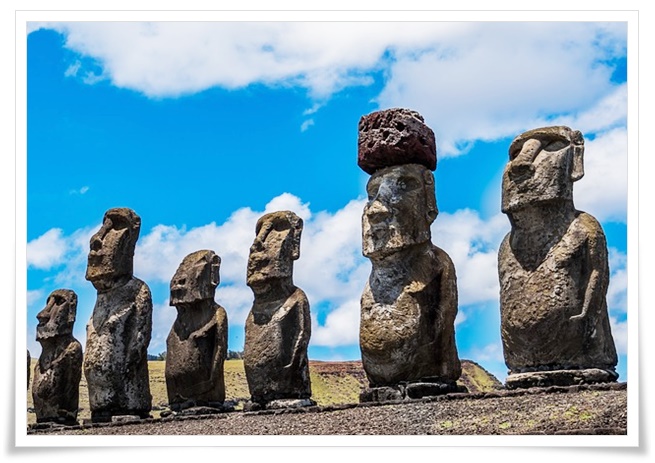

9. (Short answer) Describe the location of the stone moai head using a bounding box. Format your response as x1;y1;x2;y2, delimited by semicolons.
36;289;77;341
85;208;141;289
170;250;221;307
246;211;303;288
502;126;584;214
358;108;438;259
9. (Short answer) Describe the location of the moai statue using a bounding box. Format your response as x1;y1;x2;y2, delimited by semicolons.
27;350;30;389
32;289;83;425
358;108;462;402
243;211;314;410
83;207;153;422
499;126;618;388
166;250;229;413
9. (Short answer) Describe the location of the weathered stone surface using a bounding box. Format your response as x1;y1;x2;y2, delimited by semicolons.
358;108;437;175
243;211;313;409
32;289;83;425
166;250;228;410
359;111;461;397
499;126;617;385
27;350;30;389
83;208;153;422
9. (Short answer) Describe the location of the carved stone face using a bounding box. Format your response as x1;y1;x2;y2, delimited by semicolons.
502;126;584;214
85;208;141;288
36;289;77;341
170;250;220;306
247;211;302;288
362;163;437;259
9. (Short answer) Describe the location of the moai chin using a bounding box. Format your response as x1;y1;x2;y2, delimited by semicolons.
32;289;83;425
166;250;229;413
83;207;153;422
243;210;314;411
358;108;462;403
498;126;618;389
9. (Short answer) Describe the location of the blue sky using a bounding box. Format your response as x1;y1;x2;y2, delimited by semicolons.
22;19;631;385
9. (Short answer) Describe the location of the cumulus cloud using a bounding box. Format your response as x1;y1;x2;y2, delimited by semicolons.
27;228;68;269
573;127;628;222
30;21;626;157
433;210;509;306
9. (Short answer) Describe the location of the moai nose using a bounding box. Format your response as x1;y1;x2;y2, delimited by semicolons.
509;138;541;179
366;198;392;223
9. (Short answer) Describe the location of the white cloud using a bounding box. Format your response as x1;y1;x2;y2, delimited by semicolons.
26;289;44;307
433;210;509;306
376;22;626;157
30;22;625;158
610;317;627;356
27;228;68;269
573;127;628;222
311;300;361;347
465;342;505;364
300;119;314;132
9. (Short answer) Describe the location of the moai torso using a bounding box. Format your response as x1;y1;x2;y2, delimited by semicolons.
166;250;228;409
32;289;83;424
83;208;153;420
243;211;312;406
357;109;461;390
498;126;617;382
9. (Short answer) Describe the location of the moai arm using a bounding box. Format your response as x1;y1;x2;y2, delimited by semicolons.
125;282;153;368
569;215;610;323
435;248;461;378
288;291;311;372
210;307;228;385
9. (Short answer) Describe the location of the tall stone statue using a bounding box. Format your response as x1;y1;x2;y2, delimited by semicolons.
32;289;83;425
166;250;228;413
83;207;153;422
499;126;618;388
358;108;462;402
243;211;314;410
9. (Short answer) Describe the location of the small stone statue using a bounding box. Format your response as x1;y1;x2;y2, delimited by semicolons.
358;108;462;402
499;126;618;388
83;207;153;422
32;289;83;425
243;211;314;410
166;250;228;413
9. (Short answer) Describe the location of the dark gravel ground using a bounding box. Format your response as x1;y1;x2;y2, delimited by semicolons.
27;382;626;436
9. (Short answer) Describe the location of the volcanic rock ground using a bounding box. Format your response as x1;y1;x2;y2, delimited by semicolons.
27;382;626;436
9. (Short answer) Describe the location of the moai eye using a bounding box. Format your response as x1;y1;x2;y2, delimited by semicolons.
542;139;569;152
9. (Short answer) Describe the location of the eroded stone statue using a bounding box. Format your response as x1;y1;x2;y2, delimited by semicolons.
499;126;618;388
83;207;153;422
243;211;314;410
166;250;228;413
32;289;83;425
358;108;462;402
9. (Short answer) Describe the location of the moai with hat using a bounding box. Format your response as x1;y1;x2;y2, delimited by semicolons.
166;250;229;414
499;126;618;388
83;207;153;422
243;211;314;411
32;289;83;425
358;108;463;402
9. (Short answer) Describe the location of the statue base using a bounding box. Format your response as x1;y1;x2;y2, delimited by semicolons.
505;368;619;389
244;398;316;411
359;379;466;403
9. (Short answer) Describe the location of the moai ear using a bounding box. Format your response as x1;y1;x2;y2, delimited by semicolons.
67;291;78;325
423;169;438;224
290;216;303;261
210;254;221;288
570;130;585;182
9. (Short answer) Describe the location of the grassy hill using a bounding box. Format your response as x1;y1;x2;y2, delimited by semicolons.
26;358;501;424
